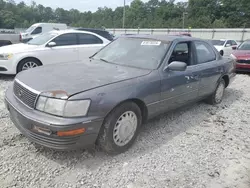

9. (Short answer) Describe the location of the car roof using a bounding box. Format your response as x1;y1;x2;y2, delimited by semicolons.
32;23;66;26
75;28;108;32
49;29;102;36
121;34;200;42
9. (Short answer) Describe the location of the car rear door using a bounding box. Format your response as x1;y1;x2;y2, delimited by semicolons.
77;33;107;60
38;33;79;65
193;41;222;97
160;41;200;111
223;40;234;57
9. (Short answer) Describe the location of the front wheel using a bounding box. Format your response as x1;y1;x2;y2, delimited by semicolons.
205;79;226;105
17;58;41;73
97;102;142;154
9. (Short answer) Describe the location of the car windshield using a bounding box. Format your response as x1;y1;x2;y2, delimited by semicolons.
27;32;58;45
211;40;225;46
93;37;170;69
238;41;250;50
25;26;36;33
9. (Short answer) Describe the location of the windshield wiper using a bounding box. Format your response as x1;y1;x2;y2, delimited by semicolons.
99;58;110;63
90;57;116;65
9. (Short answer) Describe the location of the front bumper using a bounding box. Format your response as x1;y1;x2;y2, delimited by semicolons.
5;87;104;150
236;63;250;72
0;59;16;74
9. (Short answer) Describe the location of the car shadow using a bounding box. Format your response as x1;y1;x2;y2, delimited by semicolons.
36;87;243;170
0;74;15;81
236;71;250;75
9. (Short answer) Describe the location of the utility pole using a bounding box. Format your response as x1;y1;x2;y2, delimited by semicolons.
123;0;126;28
182;12;188;29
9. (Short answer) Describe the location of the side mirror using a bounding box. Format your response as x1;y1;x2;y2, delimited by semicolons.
225;44;231;47
164;61;187;72
47;42;56;47
219;50;224;56
232;46;237;50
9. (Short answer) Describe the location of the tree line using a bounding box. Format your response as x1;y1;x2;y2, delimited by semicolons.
0;0;250;29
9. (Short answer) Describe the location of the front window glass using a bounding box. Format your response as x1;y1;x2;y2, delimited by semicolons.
31;27;42;35
51;33;78;46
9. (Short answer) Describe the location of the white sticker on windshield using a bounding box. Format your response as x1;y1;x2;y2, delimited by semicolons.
141;41;161;46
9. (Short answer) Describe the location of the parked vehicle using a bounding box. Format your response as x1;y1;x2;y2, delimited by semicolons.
20;23;67;43
5;35;236;154
0;33;20;47
231;40;250;72
75;28;114;41
211;39;238;56
169;32;192;37
0;30;110;74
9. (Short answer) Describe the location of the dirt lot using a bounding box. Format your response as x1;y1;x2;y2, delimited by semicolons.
0;74;250;188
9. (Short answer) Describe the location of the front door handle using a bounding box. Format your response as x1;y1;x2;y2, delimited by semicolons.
217;67;223;73
190;75;199;81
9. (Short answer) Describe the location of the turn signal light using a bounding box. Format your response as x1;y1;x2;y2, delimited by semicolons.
57;128;85;137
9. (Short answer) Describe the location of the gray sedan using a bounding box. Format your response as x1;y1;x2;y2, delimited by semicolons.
5;35;236;154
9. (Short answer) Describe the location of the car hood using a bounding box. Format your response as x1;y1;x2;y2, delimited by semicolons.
0;43;39;54
232;50;250;59
16;60;151;98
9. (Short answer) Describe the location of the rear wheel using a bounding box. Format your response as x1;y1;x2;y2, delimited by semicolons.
97;102;142;154
17;58;42;73
205;79;226;105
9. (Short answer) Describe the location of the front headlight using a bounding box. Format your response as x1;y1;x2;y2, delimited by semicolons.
0;53;13;60
36;96;91;117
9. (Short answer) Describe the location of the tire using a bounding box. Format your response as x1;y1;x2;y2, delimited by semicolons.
205;79;226;105
220;50;224;56
97;102;142;154
17;58;42;73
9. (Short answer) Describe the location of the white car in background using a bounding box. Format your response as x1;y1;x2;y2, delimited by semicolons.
20;23;68;43
0;30;110;74
211;39;238;57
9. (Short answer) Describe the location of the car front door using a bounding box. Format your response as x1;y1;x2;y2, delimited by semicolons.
193;41;222;97
160;41;200;111
77;33;106;60
37;33;79;65
231;40;238;50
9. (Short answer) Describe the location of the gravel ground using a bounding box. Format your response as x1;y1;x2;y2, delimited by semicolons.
1;74;250;188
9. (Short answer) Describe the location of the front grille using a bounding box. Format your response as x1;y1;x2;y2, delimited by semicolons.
13;81;38;108
237;60;250;64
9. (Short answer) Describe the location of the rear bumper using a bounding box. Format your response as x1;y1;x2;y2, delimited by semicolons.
5;86;104;150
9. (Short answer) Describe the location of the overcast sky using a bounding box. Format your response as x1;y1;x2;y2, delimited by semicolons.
15;0;185;12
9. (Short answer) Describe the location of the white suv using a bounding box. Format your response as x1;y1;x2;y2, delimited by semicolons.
0;30;110;74
211;39;238;57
